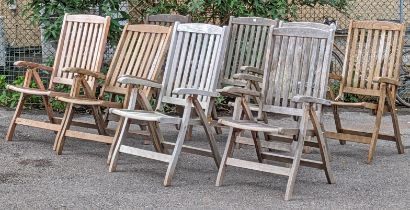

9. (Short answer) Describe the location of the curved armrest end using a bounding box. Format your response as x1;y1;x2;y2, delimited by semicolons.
292;95;331;106
14;61;54;72
373;77;399;86
173;88;220;97
117;75;162;89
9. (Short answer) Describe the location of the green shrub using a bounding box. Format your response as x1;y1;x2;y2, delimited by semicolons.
140;0;351;25
24;0;128;44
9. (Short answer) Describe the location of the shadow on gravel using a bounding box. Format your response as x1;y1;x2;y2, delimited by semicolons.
18;159;53;168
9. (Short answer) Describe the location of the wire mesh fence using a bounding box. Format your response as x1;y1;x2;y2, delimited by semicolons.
0;0;409;93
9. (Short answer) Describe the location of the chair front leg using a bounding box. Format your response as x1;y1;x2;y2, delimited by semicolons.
216;129;240;187
285;104;309;201
386;86;405;154
6;69;34;141
331;104;345;145
164;96;193;187
6;94;27;141
54;103;76;155
309;104;335;184
367;85;386;164
109;117;131;172
192;96;221;167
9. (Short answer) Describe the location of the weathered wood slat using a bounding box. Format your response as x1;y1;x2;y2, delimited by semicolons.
226;158;290;176
120;145;171;162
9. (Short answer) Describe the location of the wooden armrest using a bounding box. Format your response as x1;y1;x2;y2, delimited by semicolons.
292;95;331;106
239;66;263;75
233;73;263;83
218;86;261;97
63;67;106;80
117;75;162;89
373;77;399;86
173;88;220;97
14;61;53;72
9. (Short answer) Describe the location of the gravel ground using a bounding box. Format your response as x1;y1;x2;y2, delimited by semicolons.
0;107;409;209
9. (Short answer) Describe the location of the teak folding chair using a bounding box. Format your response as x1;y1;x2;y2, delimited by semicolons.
325;20;406;163
5;14;110;142
109;22;229;186
53;24;172;155
145;13;192;138
220;16;279;88
144;14;191;26
217;26;336;200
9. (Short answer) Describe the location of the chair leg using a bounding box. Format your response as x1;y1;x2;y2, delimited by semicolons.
91;105;107;136
42;96;55;124
6;94;26;141
386;91;405;154
216;129;239;187
367;89;386;164
54;103;75;155
109;117;130;172
285;135;305;201
164;98;193;187
332;105;345;145
186;125;193;141
192;97;221;167
251;131;263;163
212;105;222;135
107;117;128;164
310;107;335;184
285;105;309;201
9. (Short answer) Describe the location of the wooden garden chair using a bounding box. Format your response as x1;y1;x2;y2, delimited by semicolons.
52;24;173;155
216;26;336;200
145;13;192;137
144;14;191;26
216;17;280;148
220;16;279;88
108;22;229;186
324;20;406;163
224;21;335;153
5;14;110;142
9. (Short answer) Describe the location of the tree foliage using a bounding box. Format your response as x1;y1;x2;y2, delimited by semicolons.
142;0;351;25
24;0;129;44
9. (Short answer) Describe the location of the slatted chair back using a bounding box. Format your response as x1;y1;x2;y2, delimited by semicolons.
221;16;280;86
338;20;406;97
51;14;110;91
158;22;229;113
259;26;335;119
101;24;172;98
144;14;191;26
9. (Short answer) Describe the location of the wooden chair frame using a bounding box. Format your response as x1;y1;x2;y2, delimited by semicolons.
5;14;110;142
108;22;229;186
217;26;336;200
53;24;173;155
325;20;406;163
144;13;193;139
144;14;191;26
222;21;336;153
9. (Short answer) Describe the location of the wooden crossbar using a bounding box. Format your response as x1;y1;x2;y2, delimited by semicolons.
236;136;291;152
119;145;171;163
163;141;214;158
261;152;324;169
325;131;371;144
226;158;290;176
65;130;113;144
341;129;396;142
16;118;60;131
